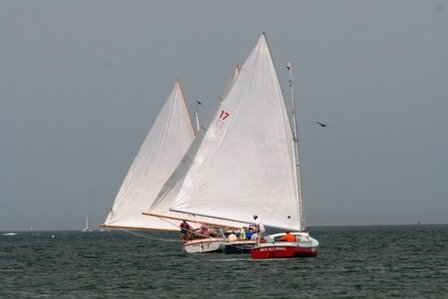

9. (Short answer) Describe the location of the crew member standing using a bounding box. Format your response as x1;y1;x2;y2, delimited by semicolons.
253;214;265;242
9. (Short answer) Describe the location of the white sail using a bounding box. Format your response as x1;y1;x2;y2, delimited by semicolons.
103;81;195;230
220;65;240;101
150;34;303;231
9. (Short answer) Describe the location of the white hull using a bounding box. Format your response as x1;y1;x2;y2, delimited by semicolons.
183;238;228;253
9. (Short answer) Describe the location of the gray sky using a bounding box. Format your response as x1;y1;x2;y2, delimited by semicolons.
1;0;447;231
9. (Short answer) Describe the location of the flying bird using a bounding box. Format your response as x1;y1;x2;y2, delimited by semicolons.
316;121;329;127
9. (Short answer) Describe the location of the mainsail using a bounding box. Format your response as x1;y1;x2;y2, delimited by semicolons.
149;34;303;231
103;81;195;230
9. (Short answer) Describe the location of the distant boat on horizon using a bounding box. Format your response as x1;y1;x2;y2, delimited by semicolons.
82;215;93;232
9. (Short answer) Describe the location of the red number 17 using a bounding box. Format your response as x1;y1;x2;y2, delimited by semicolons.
219;110;229;120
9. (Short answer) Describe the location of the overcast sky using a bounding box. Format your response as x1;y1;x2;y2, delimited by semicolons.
1;0;447;231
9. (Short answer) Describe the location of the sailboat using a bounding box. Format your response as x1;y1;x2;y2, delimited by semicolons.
102;81;196;231
82;215;93;232
147;34;319;258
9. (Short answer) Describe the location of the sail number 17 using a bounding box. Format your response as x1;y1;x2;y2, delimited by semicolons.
216;110;230;129
219;110;230;120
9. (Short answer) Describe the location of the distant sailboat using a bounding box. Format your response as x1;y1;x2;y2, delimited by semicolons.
82;215;93;232
147;34;319;258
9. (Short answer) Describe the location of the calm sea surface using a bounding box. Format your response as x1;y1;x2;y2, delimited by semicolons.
1;225;447;298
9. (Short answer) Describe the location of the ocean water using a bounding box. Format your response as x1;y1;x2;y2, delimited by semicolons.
1;225;447;299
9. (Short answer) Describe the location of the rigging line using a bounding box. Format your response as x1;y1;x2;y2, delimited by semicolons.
157;215;184;229
117;227;255;250
153;213;210;234
117;228;181;243
189;214;205;227
161;215;223;237
155;215;223;239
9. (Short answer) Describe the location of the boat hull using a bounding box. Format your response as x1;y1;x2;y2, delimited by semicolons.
251;242;319;259
224;240;256;254
251;233;319;259
183;238;228;253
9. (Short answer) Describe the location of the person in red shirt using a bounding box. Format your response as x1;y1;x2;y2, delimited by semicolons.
179;220;192;241
199;223;209;238
278;231;296;242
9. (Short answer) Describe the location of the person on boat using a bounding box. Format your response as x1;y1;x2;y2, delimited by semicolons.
238;227;247;240
278;231;296;242
250;232;259;241
228;233;237;241
199;223;209;238
246;226;255;240
179;220;192;241
253;214;265;242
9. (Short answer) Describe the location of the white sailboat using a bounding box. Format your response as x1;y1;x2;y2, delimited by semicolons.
147;34;319;258
82;215;93;232
102;81;196;231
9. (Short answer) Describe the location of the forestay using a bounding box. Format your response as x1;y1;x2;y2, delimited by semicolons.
103;81;195;230
150;34;303;231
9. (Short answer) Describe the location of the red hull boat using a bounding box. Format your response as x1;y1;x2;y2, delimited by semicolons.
251;233;319;259
251;243;318;259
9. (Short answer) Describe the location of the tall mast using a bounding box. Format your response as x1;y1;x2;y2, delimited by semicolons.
287;62;305;231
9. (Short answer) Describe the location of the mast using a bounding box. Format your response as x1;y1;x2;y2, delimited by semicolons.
194;100;202;133
287;62;305;231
